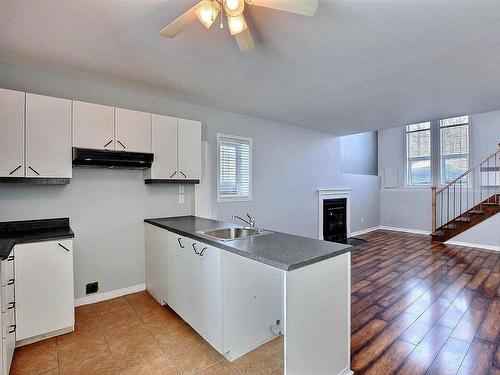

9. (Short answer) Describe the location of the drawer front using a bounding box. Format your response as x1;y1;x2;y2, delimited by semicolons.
2;307;15;339
1;283;15;313
2;319;16;374
1;252;14;287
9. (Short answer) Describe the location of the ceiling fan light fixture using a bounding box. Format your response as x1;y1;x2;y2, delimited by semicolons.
227;14;248;35
195;1;220;29
224;0;245;17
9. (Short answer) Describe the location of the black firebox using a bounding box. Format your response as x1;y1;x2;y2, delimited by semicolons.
323;198;347;243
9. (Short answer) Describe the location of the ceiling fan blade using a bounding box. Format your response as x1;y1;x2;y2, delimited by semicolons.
234;28;255;52
159;1;204;38
245;0;318;16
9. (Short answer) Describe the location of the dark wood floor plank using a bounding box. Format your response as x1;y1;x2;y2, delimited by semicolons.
451;297;490;343
482;272;500;298
467;268;492;291
400;297;451;345
352;319;388;353
456;338;495;375
476;300;500;343
364;339;415;375
437;288;475;329
397;324;452;375
352;304;384;334
351;312;419;372
426;337;470;375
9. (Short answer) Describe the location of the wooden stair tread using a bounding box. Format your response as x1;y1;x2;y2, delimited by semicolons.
468;210;485;215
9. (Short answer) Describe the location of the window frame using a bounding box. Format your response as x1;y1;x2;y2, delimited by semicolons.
404;117;470;188
405;123;433;187
217;133;253;203
438;117;470;185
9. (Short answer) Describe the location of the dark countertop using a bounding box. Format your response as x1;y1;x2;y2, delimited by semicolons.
0;218;75;259
145;216;352;271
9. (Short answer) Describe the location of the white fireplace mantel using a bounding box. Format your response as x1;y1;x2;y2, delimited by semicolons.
318;188;351;241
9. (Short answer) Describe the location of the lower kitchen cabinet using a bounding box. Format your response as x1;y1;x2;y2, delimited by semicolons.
145;224;169;304
144;224;281;360
0;249;16;375
15;239;74;342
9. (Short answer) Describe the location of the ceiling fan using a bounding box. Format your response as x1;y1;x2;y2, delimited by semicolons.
159;0;319;52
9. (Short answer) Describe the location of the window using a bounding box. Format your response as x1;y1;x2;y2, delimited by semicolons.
405;116;469;186
406;122;432;185
217;133;252;201
440;116;469;184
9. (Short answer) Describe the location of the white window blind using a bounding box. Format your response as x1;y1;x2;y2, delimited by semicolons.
217;134;252;201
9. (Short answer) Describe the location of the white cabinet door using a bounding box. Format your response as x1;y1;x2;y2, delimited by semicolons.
73;101;115;150
15;240;74;341
0;89;25;177
199;244;223;351
167;235;201;328
145;224;169;305
26;93;72;178
178;119;201;180
145;115;178;179
115;108;151;153
222;251;284;361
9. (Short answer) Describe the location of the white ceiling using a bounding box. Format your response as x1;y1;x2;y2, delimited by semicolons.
1;0;500;135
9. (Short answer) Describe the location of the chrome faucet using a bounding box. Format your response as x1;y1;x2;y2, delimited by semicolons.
232;213;256;229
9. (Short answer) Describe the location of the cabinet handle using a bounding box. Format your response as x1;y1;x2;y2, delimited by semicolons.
9;165;22;175
177;238;185;248
58;243;70;252
192;243;200;255
199;247;207;256
8;325;16;334
28;166;40;175
169;171;177;178
7;255;14;262
104;140;113;148
117;140;126;149
179;171;187;178
7;302;15;310
7;279;14;286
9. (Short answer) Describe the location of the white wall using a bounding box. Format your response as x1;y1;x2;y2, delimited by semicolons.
378;112;500;248
340;131;378;176
0;63;381;297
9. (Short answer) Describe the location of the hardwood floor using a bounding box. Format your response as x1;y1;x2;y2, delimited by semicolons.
10;229;499;374
351;230;500;375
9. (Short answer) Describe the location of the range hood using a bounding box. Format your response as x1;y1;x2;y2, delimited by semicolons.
72;148;154;170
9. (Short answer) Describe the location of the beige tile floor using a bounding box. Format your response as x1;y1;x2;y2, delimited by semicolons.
10;291;284;375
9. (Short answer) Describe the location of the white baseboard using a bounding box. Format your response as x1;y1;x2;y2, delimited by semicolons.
379;225;430;235
338;367;354;375
443;240;500;252
350;226;380;237
74;283;146;307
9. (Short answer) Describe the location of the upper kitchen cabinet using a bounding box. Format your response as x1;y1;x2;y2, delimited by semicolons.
115;108;151;153
73;101;114;150
0;89;25;177
26;93;72;178
145;114;178;180
178;119;201;180
145;116;201;183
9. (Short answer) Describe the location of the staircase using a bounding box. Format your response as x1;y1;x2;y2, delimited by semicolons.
431;143;500;242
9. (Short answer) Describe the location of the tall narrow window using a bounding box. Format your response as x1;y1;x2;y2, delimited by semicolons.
217;134;252;201
440;116;469;184
406;122;432;185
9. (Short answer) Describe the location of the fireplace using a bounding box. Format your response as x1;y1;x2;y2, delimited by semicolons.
323;198;347;243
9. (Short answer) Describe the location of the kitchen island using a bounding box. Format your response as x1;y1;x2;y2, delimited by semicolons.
145;215;352;375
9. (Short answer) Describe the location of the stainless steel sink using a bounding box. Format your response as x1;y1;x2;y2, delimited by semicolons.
197;227;271;241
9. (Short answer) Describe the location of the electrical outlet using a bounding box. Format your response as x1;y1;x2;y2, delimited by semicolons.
179;194;184;204
178;185;184;194
86;282;99;295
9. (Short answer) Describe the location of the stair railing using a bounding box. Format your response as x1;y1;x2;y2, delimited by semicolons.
431;143;500;235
